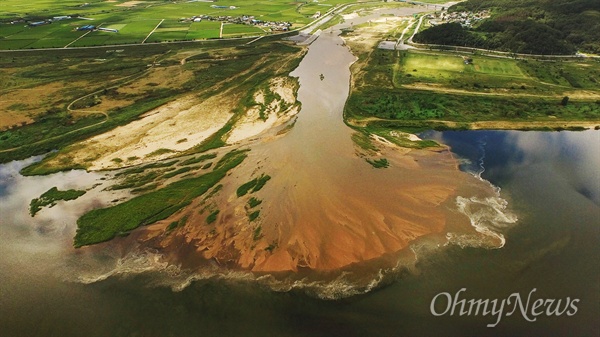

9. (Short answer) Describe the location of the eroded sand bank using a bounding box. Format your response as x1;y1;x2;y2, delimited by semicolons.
39;77;300;171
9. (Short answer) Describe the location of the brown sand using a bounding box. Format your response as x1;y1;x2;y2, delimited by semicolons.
134;141;493;273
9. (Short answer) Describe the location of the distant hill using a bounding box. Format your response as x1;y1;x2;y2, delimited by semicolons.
414;0;600;55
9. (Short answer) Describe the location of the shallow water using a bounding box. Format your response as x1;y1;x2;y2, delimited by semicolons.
1;130;597;336
208;6;508;274
1;7;598;336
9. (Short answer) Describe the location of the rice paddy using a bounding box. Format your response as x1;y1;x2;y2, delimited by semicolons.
0;0;356;49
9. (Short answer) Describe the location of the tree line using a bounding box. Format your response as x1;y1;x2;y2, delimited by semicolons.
414;0;600;55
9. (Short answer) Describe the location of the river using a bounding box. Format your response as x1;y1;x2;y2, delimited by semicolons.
1;7;599;337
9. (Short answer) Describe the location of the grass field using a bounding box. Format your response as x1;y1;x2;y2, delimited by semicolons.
394;51;533;89
186;21;221;39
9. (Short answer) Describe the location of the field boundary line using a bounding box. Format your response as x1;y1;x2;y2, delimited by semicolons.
64;31;91;49
142;19;164;44
64;22;104;48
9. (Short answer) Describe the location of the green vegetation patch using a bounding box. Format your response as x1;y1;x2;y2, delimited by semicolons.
213;149;250;171
351;132;379;152
131;183;159;194
30;187;86;217
206;209;220;224
163;166;193;179
265;242;278;253
74;149;248;247
366;158;389;169
236;174;272;197
204;184;223;200
167;215;189;232
180;153;217;166
247;197;262;209
147;148;176;158
115;160;178;177
222;24;264;37
111;171;161;190
252;223;262;239
395;51;529;89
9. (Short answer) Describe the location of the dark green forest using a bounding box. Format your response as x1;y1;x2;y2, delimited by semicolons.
414;0;600;55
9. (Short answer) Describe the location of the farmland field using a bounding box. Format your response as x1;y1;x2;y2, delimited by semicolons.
0;0;451;50
222;23;264;37
0;0;346;49
343;19;600;129
186;21;221;40
394;51;531;88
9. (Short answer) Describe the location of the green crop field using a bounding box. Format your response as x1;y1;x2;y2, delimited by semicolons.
0;0;450;50
187;21;221;40
391;50;600;93
0;0;121;19
397;51;528;83
222;24;264;37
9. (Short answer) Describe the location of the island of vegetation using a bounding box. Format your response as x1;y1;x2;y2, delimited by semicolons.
30;187;86;216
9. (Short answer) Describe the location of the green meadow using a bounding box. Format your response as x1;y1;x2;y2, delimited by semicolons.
394;51;531;89
393;50;600;92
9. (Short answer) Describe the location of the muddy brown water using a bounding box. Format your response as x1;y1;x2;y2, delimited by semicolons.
131;6;510;278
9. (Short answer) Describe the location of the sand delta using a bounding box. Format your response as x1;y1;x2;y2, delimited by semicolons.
108;11;506;273
47;6;512;275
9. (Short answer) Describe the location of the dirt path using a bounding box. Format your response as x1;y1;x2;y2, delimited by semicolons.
0;58;163;154
142;19;164;44
348;116;600;130
402;83;600;100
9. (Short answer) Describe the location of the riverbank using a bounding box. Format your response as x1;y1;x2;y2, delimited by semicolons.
349;116;600;132
1;41;305;175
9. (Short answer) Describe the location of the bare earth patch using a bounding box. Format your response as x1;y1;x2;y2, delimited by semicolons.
44;93;236;170
227;77;300;143
0;82;65;130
